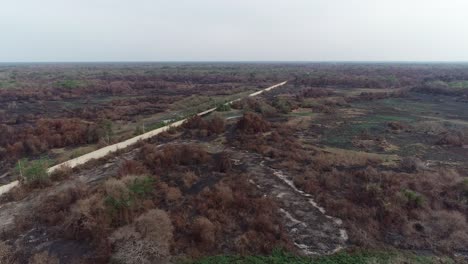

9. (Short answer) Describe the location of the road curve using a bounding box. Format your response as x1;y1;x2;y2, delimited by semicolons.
0;81;287;195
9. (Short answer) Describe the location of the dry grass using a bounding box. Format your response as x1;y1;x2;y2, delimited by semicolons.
312;149;383;168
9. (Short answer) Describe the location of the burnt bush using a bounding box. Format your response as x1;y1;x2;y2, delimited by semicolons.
387;121;406;131
436;130;465;147
214;151;232;173
307;163;468;251
183;115;225;137
236;112;270;134
184;175;293;256
117;160;149;177
400;157;425;172
139;143;211;171
301;87;334;98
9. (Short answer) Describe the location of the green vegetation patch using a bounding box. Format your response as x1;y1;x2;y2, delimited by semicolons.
448;80;468;89
54;79;84;89
288;109;316;117
16;158;50;187
186;250;445;264
322;117;388;148
216;103;232;112
0;80;17;89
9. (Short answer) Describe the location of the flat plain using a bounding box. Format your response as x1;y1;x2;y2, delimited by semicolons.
0;63;467;263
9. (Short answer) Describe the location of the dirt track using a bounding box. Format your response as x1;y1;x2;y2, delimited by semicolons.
0;81;287;196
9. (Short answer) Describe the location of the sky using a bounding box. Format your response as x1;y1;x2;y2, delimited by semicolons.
1;0;468;62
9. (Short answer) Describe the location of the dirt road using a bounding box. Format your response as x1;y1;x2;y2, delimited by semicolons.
0;81;287;196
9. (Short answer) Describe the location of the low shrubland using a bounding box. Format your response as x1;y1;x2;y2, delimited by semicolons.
7;140;292;263
230;112;468;254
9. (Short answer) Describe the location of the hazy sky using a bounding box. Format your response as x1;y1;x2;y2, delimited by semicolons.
1;0;468;62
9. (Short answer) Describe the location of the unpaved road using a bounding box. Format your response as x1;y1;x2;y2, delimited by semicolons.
47;81;286;173
0;81;287;196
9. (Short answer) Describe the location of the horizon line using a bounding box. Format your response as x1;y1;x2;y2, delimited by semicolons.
2;60;468;65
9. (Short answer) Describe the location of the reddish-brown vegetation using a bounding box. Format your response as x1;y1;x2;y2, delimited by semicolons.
7;139;293;262
301;87;334;98
1;118;99;163
436;130;466;147
183;115;225;137
236;112;270;134
235;121;468;253
139;143;211;172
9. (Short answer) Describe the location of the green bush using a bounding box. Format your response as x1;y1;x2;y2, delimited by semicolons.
272;99;292;114
127;176;154;198
104;176;155;220
16;158;50;187
55;79;82;89
461;179;468;200
216;103;231;112
400;189;424;208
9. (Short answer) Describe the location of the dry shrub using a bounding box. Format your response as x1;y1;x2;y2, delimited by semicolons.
28;251;59;264
165;187;182;203
183;116;206;130
234;124;307;164
302;87;334;98
323;96;349;106
0;241;15;264
191;216;216;247
105;178;131;201
4;185;29;202
63;193;111;246
214;183;234;204
140;143;211;171
183;115;225;137
400;157;425;172
206;115;225;134
109;224;140;243
118;160;148;177
180;171;198;189
301;156;468;252
234;229;282;254
181;175;292;256
110;209;174;264
236;112;270;134
34;184;86;226
293;170;319;194
387;121;405;131
135;209;174;247
49;165;72;182
214;151;232;173
436;130;465;146
111;240;169;264
403;210;468;252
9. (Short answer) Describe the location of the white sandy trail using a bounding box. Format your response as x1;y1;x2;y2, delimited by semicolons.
0;81;287;196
